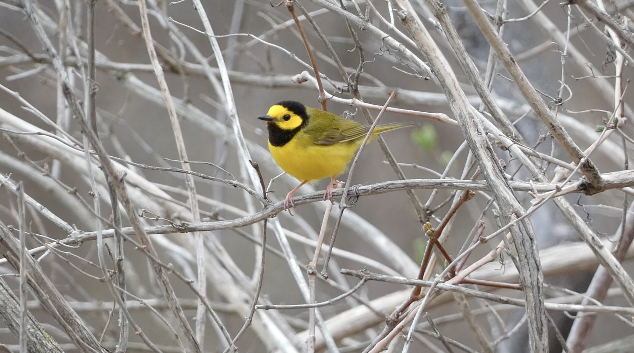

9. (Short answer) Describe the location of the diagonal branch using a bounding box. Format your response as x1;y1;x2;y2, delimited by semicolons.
574;0;634;52
461;0;603;188
18;0;202;351
386;1;548;351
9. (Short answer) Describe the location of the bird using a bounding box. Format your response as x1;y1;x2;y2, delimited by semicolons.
258;100;412;211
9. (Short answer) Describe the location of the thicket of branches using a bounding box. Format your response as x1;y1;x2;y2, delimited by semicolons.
0;0;633;352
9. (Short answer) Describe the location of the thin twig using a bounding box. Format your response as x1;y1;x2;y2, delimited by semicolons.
286;0;327;110
320;92;396;277
17;183;27;353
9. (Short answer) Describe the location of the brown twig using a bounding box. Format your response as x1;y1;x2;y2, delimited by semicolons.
286;0;327;110
341;269;634;316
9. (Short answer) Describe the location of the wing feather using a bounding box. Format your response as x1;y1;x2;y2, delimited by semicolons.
302;108;369;145
302;107;411;145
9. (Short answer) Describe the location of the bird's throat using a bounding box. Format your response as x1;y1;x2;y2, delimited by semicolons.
267;123;303;147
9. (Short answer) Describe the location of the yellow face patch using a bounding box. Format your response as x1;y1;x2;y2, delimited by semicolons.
267;105;304;131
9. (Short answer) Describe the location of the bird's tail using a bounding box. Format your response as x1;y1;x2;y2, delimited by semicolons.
373;122;416;135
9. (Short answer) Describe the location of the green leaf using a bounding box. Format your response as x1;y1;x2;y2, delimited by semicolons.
413;238;427;263
412;124;438;152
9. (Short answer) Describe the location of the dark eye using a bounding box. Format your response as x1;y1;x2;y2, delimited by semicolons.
283;114;291;121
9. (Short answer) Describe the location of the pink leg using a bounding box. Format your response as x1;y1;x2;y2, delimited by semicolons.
324;176;337;203
285;180;307;211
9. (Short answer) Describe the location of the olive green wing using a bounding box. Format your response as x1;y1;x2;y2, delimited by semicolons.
316;122;370;145
312;120;412;144
304;107;414;145
303;108;369;146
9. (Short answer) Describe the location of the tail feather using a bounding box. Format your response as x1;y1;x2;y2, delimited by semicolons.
338;122;416;143
373;122;416;134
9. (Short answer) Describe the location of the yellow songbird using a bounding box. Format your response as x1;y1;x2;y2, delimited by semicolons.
258;100;411;210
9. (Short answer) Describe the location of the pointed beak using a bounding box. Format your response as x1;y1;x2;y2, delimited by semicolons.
257;115;273;121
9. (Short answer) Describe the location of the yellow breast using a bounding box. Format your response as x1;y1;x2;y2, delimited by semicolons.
269;132;361;182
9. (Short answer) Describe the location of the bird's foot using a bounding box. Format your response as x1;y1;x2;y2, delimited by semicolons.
324;177;339;203
284;193;295;216
284;181;308;216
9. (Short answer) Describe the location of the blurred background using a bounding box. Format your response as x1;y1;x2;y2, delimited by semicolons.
0;0;633;352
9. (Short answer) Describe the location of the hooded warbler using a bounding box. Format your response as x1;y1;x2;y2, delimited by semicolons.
258;100;411;210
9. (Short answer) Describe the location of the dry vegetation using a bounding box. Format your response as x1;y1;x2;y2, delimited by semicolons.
0;0;634;352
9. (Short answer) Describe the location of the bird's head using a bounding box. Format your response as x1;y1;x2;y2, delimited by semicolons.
257;100;309;131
